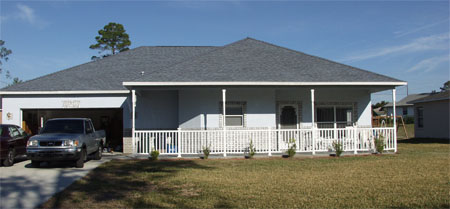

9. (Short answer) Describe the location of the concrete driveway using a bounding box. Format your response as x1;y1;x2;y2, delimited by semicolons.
0;156;112;209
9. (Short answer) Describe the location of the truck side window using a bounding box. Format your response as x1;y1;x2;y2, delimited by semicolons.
9;127;20;138
85;121;93;134
17;127;27;137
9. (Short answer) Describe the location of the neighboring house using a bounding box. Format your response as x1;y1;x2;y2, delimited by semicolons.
385;93;431;118
0;38;406;155
409;91;449;139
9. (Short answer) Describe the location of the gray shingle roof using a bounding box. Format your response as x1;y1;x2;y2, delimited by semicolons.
408;91;449;104
1;37;403;92
385;93;431;107
1;46;217;91
132;38;403;83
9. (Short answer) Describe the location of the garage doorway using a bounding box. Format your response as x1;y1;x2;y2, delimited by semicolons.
22;108;123;151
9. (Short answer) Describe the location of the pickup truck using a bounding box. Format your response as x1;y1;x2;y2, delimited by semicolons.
27;118;105;168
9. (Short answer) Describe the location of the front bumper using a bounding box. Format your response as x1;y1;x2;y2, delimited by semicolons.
27;147;81;161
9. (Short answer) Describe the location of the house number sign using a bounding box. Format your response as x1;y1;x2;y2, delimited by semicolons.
62;100;81;108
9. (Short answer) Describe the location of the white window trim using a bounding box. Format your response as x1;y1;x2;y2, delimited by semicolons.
219;101;247;128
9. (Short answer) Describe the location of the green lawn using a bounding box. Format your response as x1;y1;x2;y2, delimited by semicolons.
397;124;415;139
41;138;449;208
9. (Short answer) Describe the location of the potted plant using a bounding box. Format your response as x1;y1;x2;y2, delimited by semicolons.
331;140;343;157
149;147;159;161
284;138;296;158
245;140;256;159
201;145;211;159
374;136;385;154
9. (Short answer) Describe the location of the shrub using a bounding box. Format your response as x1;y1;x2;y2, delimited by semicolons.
332;140;343;157
150;149;159;161
374;136;385;154
202;146;211;159
248;140;256;159
404;116;414;124
286;138;296;158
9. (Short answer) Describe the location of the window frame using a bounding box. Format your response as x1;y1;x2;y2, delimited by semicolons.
225;103;244;127
402;108;408;116
416;107;424;128
316;105;353;128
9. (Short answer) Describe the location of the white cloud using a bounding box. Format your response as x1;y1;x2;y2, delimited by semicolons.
17;4;37;24
1;4;48;29
407;55;449;73
394;18;449;38
340;33;449;62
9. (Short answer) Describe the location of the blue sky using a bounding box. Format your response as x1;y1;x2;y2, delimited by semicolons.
1;1;449;102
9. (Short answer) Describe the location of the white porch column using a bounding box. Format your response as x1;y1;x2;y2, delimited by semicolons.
311;89;316;155
222;89;227;157
132;89;136;154
392;89;397;153
177;128;181;157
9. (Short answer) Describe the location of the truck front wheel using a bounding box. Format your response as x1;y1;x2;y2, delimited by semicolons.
3;149;15;167
75;148;87;168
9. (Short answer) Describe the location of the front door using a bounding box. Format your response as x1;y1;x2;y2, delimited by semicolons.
279;104;298;129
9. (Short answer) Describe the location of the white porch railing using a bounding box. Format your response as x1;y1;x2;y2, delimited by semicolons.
134;127;396;155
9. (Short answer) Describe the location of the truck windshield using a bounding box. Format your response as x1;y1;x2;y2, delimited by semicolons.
40;120;84;134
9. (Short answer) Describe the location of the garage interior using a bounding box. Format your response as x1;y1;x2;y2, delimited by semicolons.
22;108;123;151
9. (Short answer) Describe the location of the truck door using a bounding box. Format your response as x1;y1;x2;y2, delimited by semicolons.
84;120;96;153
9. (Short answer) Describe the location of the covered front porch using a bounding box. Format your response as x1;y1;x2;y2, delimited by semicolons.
128;86;399;156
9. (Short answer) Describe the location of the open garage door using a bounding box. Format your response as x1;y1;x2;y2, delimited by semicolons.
22;108;123;151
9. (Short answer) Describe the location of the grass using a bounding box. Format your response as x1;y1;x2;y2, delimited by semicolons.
40;138;449;208
397;124;415;139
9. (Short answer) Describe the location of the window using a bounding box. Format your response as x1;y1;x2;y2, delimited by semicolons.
417;107;424;128
41;120;84;134
280;106;297;126
17;127;27;137
403;108;408;115
224;103;245;127
85;121;94;134
317;106;352;128
336;108;352;126
9;127;20;138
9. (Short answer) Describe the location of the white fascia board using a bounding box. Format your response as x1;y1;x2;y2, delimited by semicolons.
122;81;408;86
0;90;130;95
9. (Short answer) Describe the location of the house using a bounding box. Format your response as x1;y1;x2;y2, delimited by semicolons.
0;38;406;156
384;93;430;118
409;91;449;139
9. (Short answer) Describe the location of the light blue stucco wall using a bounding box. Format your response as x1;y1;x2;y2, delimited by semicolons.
135;90;178;129
136;87;373;129
177;88;276;128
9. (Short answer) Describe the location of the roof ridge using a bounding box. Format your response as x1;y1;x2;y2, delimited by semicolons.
127;38;252;82
0;46;146;91
142;46;217;48
245;37;404;83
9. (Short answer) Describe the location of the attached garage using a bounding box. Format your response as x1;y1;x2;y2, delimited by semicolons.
1;93;132;151
22;108;123;150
